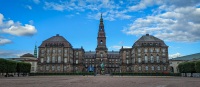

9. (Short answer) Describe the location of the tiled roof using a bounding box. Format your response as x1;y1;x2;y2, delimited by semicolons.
39;34;72;47
137;34;162;41
133;34;167;47
20;53;34;57
171;53;200;61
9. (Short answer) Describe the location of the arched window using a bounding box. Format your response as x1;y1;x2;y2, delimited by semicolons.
100;40;103;44
100;53;103;57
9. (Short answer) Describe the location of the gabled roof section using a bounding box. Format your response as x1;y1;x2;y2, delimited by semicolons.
171;53;200;61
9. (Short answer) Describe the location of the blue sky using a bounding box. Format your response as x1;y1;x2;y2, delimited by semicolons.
0;0;200;58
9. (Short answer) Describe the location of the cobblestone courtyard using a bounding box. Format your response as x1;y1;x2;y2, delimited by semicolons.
0;76;200;87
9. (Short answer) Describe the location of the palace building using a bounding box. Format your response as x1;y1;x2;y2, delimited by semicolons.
37;14;169;74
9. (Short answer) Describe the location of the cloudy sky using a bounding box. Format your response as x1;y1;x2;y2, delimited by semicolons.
0;0;200;58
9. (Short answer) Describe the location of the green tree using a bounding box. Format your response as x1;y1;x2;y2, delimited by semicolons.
178;62;185;73
195;61;200;73
184;62;196;73
0;58;7;73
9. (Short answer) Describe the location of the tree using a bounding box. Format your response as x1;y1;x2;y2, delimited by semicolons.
195;61;200;73
16;62;31;76
0;58;7;74
178;62;185;73
184;62;196;73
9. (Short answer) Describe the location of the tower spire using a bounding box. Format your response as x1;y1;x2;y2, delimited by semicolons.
96;13;107;51
34;42;37;58
101;13;102;19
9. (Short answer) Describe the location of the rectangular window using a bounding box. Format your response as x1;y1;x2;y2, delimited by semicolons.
163;58;166;63
58;56;61;63
132;59;135;64
138;58;141;63
156;48;159;52
151;66;154;71
76;60;78;64
65;49;67;53
144;48;148;52
157;56;160;63
47;50;50;54
164;66;166;70
151;55;154;63
64;58;67;63
64;66;67;71
40;66;43;71
145;56;148;63
126;59;129;64
47;56;50;63
53;49;56;53
46;66;49;71
145;66;148;70
41;58;44;63
157;66;160;70
59;49;62;53
162;48;165;52
138;48;141;53
52;66;55;71
57;66;60;71
150;48;153;52
52;56;55;63
139;66;141;71
64;54;67;57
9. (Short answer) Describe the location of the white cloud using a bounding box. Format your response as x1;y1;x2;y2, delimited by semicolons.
44;1;131;21
169;53;182;59
26;5;32;10
123;2;200;42
33;0;40;4
0;38;12;45
0;13;3;25
128;0;163;11
0;49;33;58
2;24;37;36
0;13;37;36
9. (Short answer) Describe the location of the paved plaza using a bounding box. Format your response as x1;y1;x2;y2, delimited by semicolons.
0;76;200;87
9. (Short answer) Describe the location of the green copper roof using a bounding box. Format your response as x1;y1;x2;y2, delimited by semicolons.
171;53;200;61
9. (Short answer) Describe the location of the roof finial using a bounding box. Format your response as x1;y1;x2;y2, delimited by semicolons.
101;13;102;19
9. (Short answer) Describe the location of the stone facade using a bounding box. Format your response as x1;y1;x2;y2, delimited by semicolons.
37;15;169;74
